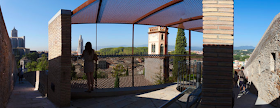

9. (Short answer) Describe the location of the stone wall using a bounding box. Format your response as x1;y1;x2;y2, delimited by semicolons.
39;71;48;96
48;9;71;107
23;71;48;96
202;0;234;107
24;71;36;86
0;6;17;108
144;58;164;84
244;13;280;106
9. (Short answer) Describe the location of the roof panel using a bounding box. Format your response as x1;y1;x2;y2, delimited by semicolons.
72;0;100;24
171;19;203;32
138;0;202;30
71;0;203;32
98;0;173;23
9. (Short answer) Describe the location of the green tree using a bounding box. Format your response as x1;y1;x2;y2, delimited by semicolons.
112;64;125;77
71;65;77;79
125;67;129;76
36;54;48;71
173;25;187;81
26;61;37;72
114;73;120;88
25;52;39;61
113;64;125;88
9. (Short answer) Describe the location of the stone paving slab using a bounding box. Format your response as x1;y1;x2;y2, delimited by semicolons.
70;84;181;108
6;79;56;108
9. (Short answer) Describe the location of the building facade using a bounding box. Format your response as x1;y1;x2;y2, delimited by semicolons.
10;27;25;48
9;27;30;60
77;35;83;55
145;26;168;83
148;26;168;55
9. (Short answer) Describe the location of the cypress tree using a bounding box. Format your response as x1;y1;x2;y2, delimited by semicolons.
114;73;119;88
126;67;129;76
173;23;187;81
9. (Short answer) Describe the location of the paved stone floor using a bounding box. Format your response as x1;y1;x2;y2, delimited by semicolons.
70;84;183;108
6;79;56;108
233;88;275;108
7;78;276;108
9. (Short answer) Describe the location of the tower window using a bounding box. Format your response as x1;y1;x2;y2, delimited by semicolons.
151;44;153;53
160;44;164;54
152;44;156;53
161;34;164;40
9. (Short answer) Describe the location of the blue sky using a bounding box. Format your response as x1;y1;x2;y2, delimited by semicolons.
0;0;280;51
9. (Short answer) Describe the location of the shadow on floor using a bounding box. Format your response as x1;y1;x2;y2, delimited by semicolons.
233;82;275;108
70;84;186;108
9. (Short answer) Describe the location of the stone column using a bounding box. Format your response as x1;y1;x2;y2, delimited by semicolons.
202;0;234;107
48;9;71;107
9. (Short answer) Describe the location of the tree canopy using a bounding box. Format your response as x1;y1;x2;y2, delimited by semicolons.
173;27;187;80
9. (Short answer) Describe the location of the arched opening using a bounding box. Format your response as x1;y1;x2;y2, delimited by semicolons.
160;44;164;54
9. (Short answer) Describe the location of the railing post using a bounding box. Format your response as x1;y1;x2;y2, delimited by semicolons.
132;24;134;87
196;62;201;88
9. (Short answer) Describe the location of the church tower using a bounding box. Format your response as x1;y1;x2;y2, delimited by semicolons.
77;35;83;55
148;26;168;55
11;27;18;37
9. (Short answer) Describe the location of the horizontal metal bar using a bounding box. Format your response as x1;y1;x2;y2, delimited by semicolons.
72;54;203;58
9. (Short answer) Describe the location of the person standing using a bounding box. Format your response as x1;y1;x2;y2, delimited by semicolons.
238;67;246;92
18;65;23;83
234;71;238;88
81;42;98;92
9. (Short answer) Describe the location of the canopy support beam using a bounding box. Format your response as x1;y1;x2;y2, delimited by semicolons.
165;16;203;27
72;0;97;15
132;24;135;87
96;0;103;23
188;30;191;75
189;27;203;31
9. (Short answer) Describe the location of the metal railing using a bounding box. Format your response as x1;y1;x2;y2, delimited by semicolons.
70;54;202;89
160;60;202;108
177;60;202;91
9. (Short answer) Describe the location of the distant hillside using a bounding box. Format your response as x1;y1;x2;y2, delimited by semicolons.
234;46;255;50
234;49;254;55
97;47;148;55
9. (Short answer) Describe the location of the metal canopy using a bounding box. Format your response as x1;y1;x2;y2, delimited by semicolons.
71;0;203;32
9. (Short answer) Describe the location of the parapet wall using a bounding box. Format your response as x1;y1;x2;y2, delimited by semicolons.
24;71;48;96
0;7;17;108
244;13;280;106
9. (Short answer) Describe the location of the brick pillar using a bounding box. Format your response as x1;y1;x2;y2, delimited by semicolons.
48;9;71;107
202;0;234;107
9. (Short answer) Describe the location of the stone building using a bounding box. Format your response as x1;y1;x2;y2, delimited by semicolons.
148;26;168;54
20;57;31;72
10;27;25;48
77;35;83;55
98;60;108;69
144;26;168;83
9;27;30;58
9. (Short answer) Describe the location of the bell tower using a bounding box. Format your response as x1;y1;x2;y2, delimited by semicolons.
148;26;168;55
